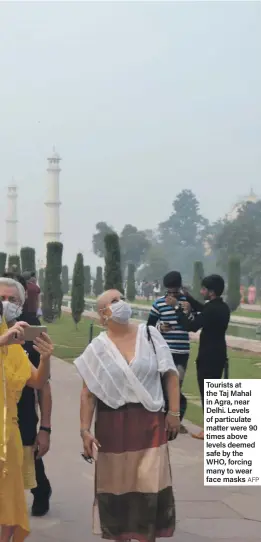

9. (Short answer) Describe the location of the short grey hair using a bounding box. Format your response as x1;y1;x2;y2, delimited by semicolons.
0;277;25;305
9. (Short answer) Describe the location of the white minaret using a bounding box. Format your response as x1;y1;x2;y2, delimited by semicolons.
5;181;18;257
44;147;61;257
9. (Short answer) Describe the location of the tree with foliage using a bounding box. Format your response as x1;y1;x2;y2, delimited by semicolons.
104;233;123;292
84;265;91;296
215;201;261;282
160;190;208;248
71;253;85;327
39;268;45;291
8;255;21;274
138;245;169;283
92;222;150;273
0;253;7;276
62;265;69;295
92;222;115;257
193;261;205;301
227;256;241;312
126;263;136;301
93;266;103;297
120;225;150;272
159;190;208;282
20;247;36;273
42;242;63;322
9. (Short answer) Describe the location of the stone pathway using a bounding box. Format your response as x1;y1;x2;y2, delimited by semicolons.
28;357;261;542
241;304;261;312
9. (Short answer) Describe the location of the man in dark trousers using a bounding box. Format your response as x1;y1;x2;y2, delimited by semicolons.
11;274;52;515
173;274;230;440
147;271;193;432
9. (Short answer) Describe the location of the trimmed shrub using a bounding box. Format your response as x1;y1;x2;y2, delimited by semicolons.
126;263;136;301
71;253;85;327
20;247;36;273
42;242;63;322
192;261;204;301
227;256;241;312
0;253;7;276
93;266;103;297
104;233;123;292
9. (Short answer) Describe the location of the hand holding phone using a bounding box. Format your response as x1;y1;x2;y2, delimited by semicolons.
92;442;98;461
160;322;171;333
24;325;47;342
81;443;99;464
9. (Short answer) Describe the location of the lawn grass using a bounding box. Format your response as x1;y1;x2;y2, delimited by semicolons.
47;313;261;427
46;314;102;362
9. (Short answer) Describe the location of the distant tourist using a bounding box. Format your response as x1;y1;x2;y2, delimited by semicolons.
23;272;41;315
248;285;256;305
153;280;161;298
147;271;192;433
143;281;152;301
175;274;230;440
240;285;245;304
74;289;179;541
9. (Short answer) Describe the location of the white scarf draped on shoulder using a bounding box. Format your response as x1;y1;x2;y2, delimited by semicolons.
74;323;178;412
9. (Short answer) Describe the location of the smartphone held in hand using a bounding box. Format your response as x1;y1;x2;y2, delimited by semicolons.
24;325;47;342
92;442;98;461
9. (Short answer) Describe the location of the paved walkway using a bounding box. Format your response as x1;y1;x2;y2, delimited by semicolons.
241;304;261;312
28;357;261;542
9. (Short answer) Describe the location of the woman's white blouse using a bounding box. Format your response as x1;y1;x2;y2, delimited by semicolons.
74;323;178;412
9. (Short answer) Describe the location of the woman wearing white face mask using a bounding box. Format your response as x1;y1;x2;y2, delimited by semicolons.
74;289;180;542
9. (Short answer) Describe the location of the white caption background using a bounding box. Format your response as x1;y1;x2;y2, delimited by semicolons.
204;379;261;486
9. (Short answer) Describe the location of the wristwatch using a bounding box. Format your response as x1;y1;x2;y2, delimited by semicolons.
39;426;51;434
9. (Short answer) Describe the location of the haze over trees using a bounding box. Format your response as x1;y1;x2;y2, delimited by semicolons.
92;189;261;289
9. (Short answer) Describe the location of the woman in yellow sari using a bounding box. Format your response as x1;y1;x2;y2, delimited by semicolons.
0;305;53;542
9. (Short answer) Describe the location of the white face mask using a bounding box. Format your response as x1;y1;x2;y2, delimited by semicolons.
108;300;132;324
2;300;22;323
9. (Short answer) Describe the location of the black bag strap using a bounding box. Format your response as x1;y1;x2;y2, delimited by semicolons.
146;324;156;354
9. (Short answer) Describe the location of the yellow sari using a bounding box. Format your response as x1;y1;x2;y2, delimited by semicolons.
0;319;32;541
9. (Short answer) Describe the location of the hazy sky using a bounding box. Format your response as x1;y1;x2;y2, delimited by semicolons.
0;1;260;270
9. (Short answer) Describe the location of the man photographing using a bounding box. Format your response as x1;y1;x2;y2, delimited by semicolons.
172;274;230;440
147;271;192;432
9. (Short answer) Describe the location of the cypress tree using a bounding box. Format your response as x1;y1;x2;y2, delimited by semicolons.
71;253;85;328
192;261;204;301
0;253;7;276
62;265;69;295
84;265;91;296
42;242;63;322
39;268;45;291
93;266;103;297
126;263;136;301
8;255;21;275
20;247;36;273
227;256;241;312
104;233;123;292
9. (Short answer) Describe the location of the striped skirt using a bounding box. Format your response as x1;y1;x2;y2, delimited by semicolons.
93;401;175;542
